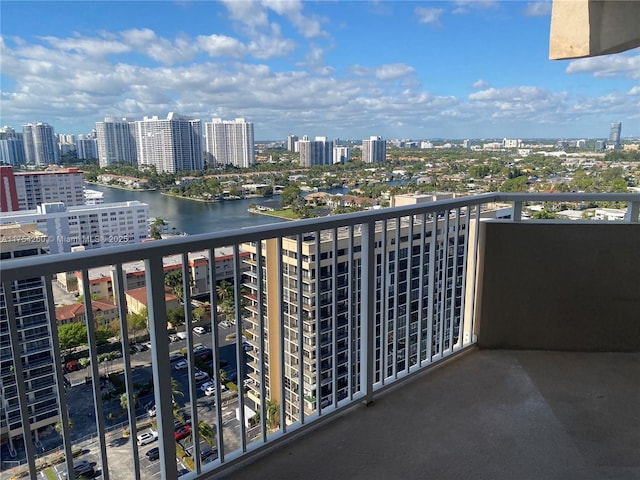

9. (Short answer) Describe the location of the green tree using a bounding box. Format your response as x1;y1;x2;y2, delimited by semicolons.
54;418;74;436
198;421;216;448
280;185;301;207
266;399;280;430
150;217;166;240
167;307;186;327
120;392;138;410
127;308;148;342
58;322;88;357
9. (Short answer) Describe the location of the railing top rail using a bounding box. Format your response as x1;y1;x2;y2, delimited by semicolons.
1;193;638;281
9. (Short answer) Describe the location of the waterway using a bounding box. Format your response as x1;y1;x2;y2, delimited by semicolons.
86;184;292;235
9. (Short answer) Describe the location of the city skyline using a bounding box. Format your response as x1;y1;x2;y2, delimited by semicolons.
1;1;639;139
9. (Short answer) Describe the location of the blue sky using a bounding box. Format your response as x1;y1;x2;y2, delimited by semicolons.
1;1;638;140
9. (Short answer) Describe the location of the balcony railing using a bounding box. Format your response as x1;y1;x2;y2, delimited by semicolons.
1;193;638;479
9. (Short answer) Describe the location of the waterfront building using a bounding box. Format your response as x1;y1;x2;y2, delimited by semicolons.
299;136;333;167
333;146;350;164
96;117;137;167
609;122;622;149
362;136;387;163
83;189;104;205
0;224;59;452
76;138;98;161
0;138;26;166
287;135;299;152
134;113;202;173
9;167;86;211
22;123;59;166
0;200;149;254
205;118;255;168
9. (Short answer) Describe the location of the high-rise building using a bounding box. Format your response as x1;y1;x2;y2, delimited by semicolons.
22;123;59;166
241;209;496;424
0;137;25;166
362;136;386;163
609;122;622;149
11;167;85;210
299;136;333;167
96;117;137;167
76;138;98;160
0;201;150;254
134;113;202;173
0;224;59;450
333;146;351;164
287;135;299;152
205;118;255;168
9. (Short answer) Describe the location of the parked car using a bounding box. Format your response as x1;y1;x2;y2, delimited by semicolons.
137;430;158;446
169;352;184;362
194;370;209;382
175;360;188;370
147;404;157;417
193;326;205;335
219;321;231;328
174;425;192;441
63;459;94;478
204;385;216;396
145;447;160;461
200;380;214;392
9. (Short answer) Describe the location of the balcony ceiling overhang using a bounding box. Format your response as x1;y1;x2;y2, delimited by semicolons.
550;0;640;59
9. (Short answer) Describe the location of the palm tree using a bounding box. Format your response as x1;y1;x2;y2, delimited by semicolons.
266;399;280;430
215;280;233;303
197;421;216;448
120;392;138;410
54;418;74;436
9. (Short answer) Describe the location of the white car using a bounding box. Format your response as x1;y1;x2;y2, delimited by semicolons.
175;360;188;370
137;430;158;446
147;404;157;417
219;321;231;328
200;380;214;392
204;385;216;396
193;326;206;335
194;370;209;382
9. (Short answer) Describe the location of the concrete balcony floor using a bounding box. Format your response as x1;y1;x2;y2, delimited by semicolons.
223;349;640;480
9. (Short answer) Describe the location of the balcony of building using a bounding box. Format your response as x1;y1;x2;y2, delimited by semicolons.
1;193;638;480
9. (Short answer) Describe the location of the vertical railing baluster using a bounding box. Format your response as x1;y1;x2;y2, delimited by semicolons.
361;221;375;405
275;238;286;431
80;269;109;480
296;234;305;425
3;279;38;478
113;264;140;479
417;213;427;367
145;255;177;480
255;240;267;443
207;247;224;461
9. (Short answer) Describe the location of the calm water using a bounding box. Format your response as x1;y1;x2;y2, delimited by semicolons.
86;184;289;235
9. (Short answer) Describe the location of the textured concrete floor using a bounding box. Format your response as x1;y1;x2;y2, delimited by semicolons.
217;349;640;480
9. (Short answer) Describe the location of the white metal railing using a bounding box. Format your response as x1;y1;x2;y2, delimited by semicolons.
1;193;638;480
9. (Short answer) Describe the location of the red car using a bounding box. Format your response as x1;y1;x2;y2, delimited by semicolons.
174;425;192;441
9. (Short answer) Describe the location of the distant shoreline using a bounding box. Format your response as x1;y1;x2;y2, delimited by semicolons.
85;181;157;192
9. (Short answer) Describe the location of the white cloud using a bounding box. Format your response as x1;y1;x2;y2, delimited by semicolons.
40;35;130;57
523;2;552;17
262;0;327;39
565;52;640;80
452;0;499;15
472;79;490;89
415;6;445;25
629;86;640;96
197;34;247;58
374;64;415;80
